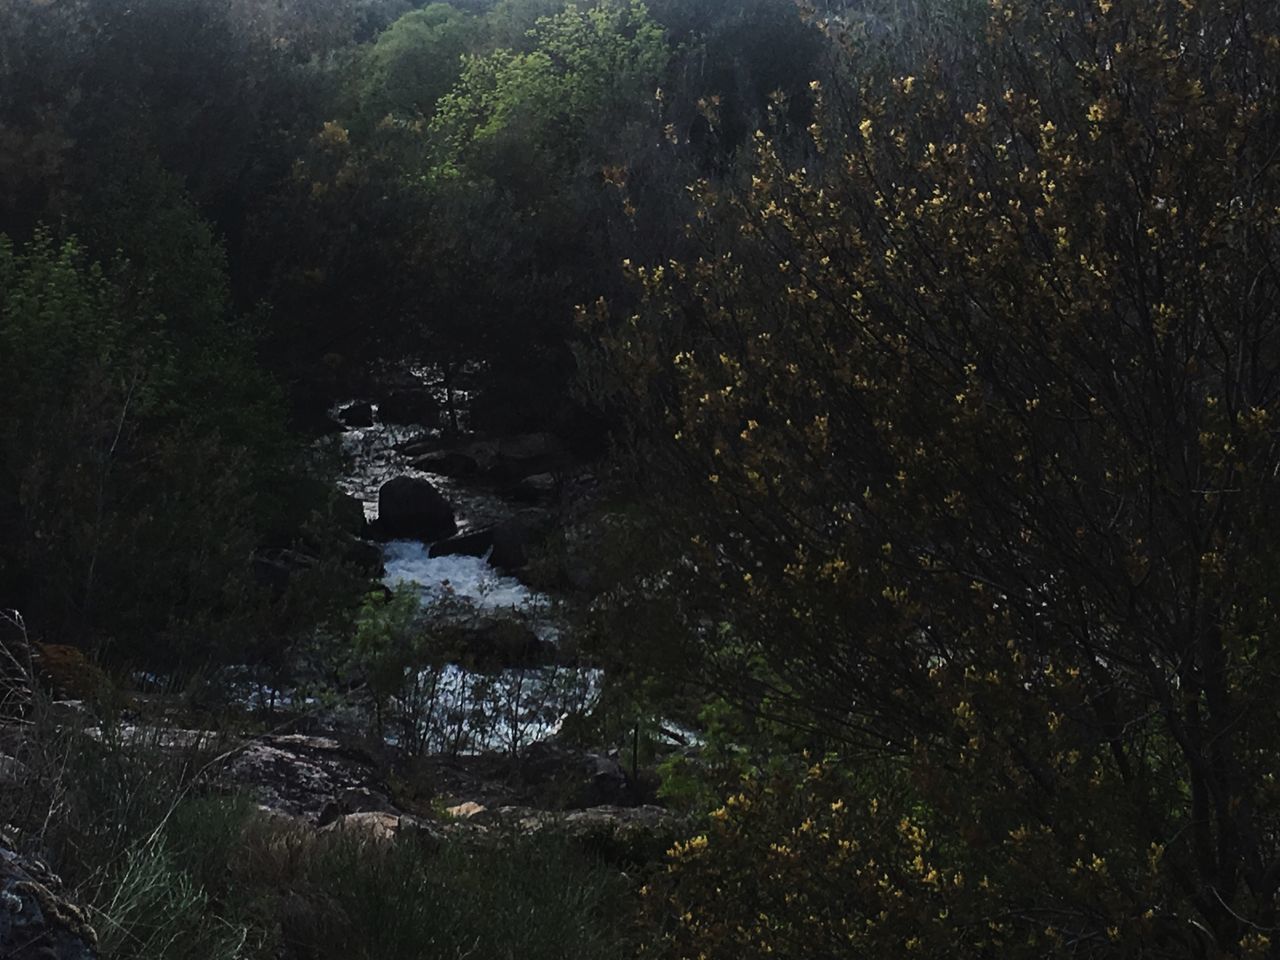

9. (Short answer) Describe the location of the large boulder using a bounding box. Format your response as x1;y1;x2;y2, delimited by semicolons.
336;401;374;428
318;811;446;846
481;433;566;481
222;734;393;823
317;786;400;827
517;740;632;809
0;844;98;959
378;390;439;427
460;619;553;670
411;451;479;478
488;510;553;571
392;435;436;458
428;528;494;560
470;804;684;864
371;477;457;542
512;472;557;503
409;434;568;482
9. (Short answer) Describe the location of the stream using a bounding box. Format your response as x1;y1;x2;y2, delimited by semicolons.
332;408;600;754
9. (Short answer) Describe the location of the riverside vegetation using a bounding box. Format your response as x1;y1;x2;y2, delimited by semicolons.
3;0;1280;957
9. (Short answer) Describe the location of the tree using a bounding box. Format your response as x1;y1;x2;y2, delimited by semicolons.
588;0;1280;952
0;201;318;666
419;0;670;431
350;3;488;129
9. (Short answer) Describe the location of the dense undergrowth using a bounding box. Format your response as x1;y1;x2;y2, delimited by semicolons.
6;0;1280;956
1;698;643;960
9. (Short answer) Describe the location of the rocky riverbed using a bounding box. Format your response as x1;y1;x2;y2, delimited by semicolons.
318;381;611;757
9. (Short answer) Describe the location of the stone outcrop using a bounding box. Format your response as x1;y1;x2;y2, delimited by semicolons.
336;401;374;428
377;391;439;427
411;450;479;478
370;476;457;542
454;618;553;670
427;528;494;560
512;472;556;503
0;843;98;960
222;734;394;822
469;804;684;862
408;434;567;484
517;740;632;808
211;731;682;865
489;510;553;571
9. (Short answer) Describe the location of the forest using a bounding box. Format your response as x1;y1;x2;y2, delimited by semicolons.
3;0;1280;957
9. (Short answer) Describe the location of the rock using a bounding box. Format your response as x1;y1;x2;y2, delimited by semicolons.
320;812;451;848
517;740;632;809
446;801;486;819
465;433;566;481
488;511;553;571
317;786;398;827
410;450;479;478
512;472;557;503
371;477;457;542
378;391;439;427
392;435;436;458
319;810;404;844
337;401;374;428
222;734;393;822
0;844;99;959
460;619;553;670
428;528;494;560
562;804;677;834
411;434;567;481
494;432;562;462
396;754;527;812
471;804;684;863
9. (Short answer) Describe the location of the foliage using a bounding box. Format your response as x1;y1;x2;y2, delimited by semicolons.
351;4;488;127
0;230;249;656
2;694;639;960
245;823;635;959
0;0;369;671
645;758;1237;959
0;220;349;667
95;841;250;960
654;699;755;811
345;586;432;740
431;0;668;178
587;0;1280;952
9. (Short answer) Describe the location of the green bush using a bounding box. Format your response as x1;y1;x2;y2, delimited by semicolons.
2;701;643;960
94;842;250;960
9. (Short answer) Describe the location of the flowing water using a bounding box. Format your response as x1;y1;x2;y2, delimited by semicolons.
332;407;598;754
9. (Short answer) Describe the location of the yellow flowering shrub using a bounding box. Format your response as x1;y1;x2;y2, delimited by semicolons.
587;0;1280;953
